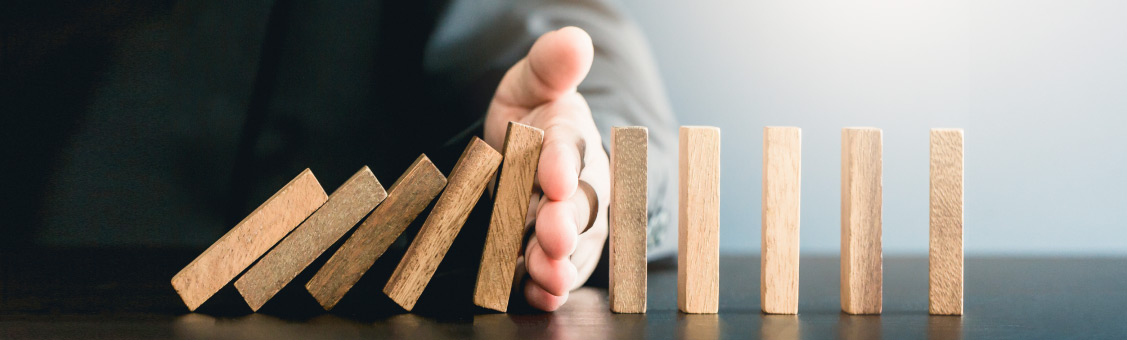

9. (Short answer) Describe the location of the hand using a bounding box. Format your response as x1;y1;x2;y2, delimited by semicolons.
482;27;610;311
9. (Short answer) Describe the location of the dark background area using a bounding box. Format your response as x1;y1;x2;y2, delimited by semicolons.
1;0;495;250
0;0;526;319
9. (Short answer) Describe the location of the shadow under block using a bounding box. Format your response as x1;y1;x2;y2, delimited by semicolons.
474;123;544;312
609;126;648;313
171;169;328;311
761;127;801;314
840;127;883;314
306;155;447;310
678;126;720;314
929;129;964;315
385;137;502;311
234;167;387;311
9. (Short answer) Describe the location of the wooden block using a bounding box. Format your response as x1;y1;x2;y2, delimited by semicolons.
841;127;883;315
677;126;720;314
761;126;801;314
609;126;648;313
929;128;964;315
171;169;327;311
473;122;543;312
384;137;502;311
306;155;447;310
234;167;387;311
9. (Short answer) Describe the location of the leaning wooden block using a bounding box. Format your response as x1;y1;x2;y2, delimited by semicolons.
841;127;883;315
761;126;801;314
171;169;327;311
474;122;543;312
929;128;964;315
306;155;447;310
384;137;502;311
234;167;387;311
678;126;720;314
609;126;648;313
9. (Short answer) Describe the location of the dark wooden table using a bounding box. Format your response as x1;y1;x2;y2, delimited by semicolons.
2;249;1125;339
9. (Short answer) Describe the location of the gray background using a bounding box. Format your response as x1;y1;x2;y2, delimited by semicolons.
620;0;1127;255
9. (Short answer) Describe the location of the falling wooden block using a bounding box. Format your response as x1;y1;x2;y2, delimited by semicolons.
841;127;883;315
609;126;648;313
678;126;720;314
171;169;327;311
234;167;387;311
473;122;543;312
384;137;502;311
929;128;964;315
761;126;801;315
305;155;447;310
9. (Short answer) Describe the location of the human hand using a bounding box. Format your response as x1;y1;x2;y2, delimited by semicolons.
482;27;609;311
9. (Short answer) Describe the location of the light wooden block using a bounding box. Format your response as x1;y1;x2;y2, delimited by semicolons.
761;126;801;314
929;128;963;315
171;169;327;311
609;126;648;313
234;167;387;311
384;137;502;311
678;126;720;314
306;155;447;310
841;127;883;315
474;122;543;312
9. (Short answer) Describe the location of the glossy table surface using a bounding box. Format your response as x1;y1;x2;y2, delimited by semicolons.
2;249;1125;339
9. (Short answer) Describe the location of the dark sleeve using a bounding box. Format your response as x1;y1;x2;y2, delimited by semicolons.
423;0;680;259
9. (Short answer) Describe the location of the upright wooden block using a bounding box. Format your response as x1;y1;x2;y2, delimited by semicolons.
384;137;502;311
474;122;543;312
929;128;964;315
306;155;447;310
171;169;327;311
840;127;883;315
761;126;801;314
609;126;648;313
234;167;387;311
678;126;720;314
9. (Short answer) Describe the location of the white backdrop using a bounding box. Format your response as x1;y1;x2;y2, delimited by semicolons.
619;0;1127;254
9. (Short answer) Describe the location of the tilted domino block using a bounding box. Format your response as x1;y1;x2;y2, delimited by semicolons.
306;155;446;311
384;137;502;311
235;167;387;311
171;169;327;311
474;122;543;312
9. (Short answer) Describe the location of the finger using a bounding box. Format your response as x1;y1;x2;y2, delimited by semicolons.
531;95;591;201
526;241;577;296
535;198;578;258
524;279;568;312
493;26;594;110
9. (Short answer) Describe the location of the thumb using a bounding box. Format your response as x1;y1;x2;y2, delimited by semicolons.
493;26;594;110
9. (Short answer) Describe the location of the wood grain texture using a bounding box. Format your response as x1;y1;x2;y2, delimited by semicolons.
474;122;543;312
841;127;883;315
384;137;502;311
306;155;447;311
761;126;801;314
929;128;964;315
171;169;327;311
677;126;720;314
609;126;648;313
234;167;387;311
